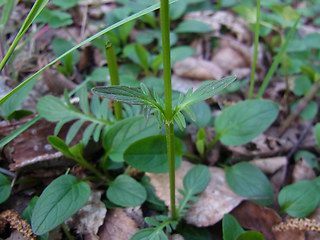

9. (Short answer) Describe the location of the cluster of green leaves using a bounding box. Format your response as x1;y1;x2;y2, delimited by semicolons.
93;75;237;129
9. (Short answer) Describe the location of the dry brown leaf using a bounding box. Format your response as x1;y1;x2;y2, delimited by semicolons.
66;191;106;239
226;134;293;157
98;208;139;240
306;207;320;240
250;157;287;175
173;57;224;80
211;46;247;73
147;161;243;227
231;201;305;240
292;159;316;183
171;234;184;240
184;10;251;44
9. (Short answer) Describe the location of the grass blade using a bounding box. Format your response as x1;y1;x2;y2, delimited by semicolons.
0;0;49;72
256;15;300;99
0;0;178;106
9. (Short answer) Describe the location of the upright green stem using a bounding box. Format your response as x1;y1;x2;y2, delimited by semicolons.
248;0;261;99
105;41;122;121
160;0;177;220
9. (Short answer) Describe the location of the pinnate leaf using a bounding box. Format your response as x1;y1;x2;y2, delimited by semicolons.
31;175;90;235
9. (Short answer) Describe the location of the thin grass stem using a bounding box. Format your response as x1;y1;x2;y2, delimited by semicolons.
160;0;177;220
105;42;122;121
256;16;300;99
248;0;261;99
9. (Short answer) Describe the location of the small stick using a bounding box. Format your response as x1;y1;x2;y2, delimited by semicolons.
281;117;315;187
279;80;320;136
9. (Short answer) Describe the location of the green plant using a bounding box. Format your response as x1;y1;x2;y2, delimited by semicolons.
2;0;315;239
222;214;264;240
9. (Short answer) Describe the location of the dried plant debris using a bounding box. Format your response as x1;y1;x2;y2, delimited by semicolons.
147;161;243;227
250;157;287;175
0;210;36;240
231;201;305;240
98;208;140;240
66;191;106;239
292;159;316;183
173;57;224;80
184;10;251;44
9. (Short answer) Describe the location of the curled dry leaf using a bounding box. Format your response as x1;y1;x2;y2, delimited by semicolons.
171;234;184;240
173;57;224;80
250;157;287;175
231;201;305;240
184;10;251;44
147;161;243;227
292;159;316;183
66;191;106;239
211;46;248;73
98;208;140;240
225;134;293;157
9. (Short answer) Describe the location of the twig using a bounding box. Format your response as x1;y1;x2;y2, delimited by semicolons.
281;117;315;187
279;80;320;136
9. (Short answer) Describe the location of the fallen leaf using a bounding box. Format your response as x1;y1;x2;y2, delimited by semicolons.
225;134;292;157
66;191;106;239
250;157;287;175
98;208;139;240
184;10;251;44
147;161;243;227
231;201;305;240
211;46;248;73
173;57;224;80
292;159;316;183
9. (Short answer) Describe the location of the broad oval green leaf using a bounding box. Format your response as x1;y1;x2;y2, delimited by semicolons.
183;165;210;195
226;162;274;206
124;135;182;173
278;180;320;217
175;20;211;33
237;231;265;240
31;175;91;235
103;116;159;162
215;100;279;146
222;214;245;240
0;173;11;204
107;175;147;207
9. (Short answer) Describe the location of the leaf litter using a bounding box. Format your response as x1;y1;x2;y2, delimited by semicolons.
147;161;244;227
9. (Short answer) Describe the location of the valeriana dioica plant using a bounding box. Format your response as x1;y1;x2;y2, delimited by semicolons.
93;0;237;223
